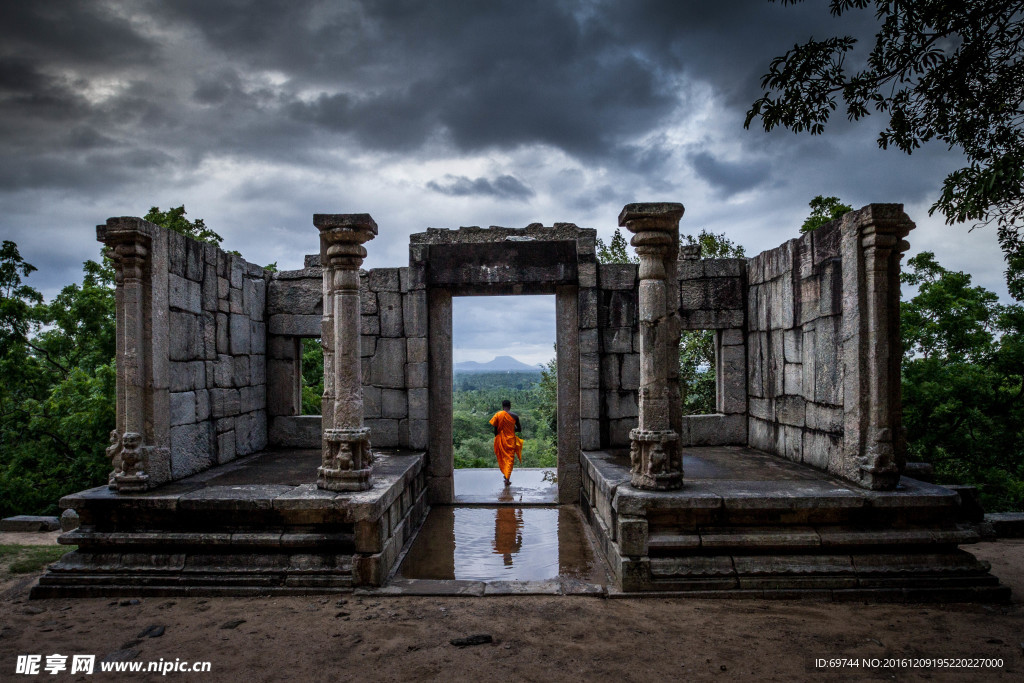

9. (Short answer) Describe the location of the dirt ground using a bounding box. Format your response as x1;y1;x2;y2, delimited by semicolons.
1;539;1021;682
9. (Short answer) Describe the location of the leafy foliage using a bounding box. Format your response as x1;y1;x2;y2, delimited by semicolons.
452;372;556;469
144;205;225;246
801;195;853;233
0;242;116;517
301;338;324;415
901;252;1024;511
747;0;1024;294
596;228;638;264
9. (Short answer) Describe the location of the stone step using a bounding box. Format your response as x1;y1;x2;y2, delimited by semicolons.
647;525;979;553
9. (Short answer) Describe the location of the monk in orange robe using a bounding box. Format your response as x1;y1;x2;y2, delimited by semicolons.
489;399;523;486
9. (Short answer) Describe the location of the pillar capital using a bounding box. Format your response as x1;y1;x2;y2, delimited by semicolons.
618;202;685;229
315;214;378;269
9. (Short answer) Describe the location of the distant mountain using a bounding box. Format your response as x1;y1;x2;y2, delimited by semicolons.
454;355;541;373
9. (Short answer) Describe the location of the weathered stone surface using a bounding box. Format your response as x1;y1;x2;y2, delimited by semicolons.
599;264;637;290
170;360;206;392
406;337;427;364
229;314;250;355
408;388;428;420
405;362;428;388
170;391;197;426
371;338;406;388
268;279;322;317
169;273;201;314
170;422;212;478
1;515;60;532
368;268;401;292
363;386;382;419
381;389;408;419
269;314;321;337
211;388;240;418
378;291;403;337
403;290;427;337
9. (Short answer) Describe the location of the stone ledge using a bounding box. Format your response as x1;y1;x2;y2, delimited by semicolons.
0;515;60;532
985;512;1024;538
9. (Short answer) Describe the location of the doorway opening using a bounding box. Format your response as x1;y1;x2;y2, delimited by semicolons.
451;295;556;504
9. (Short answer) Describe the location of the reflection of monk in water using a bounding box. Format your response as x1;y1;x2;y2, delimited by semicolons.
492;505;524;566
489;399;523;487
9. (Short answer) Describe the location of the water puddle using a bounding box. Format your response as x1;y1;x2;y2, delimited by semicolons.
453;467;557;504
397;506;605;584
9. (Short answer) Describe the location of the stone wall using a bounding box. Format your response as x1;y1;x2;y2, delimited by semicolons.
744;205;913;488
265;256;427;451
676;256;747;446
746;220;843;471
266;255;321;447
360;266;429;450
166;230;269;478
595;264;639;448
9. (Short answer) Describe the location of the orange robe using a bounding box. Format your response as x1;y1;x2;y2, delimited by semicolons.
489;410;523;479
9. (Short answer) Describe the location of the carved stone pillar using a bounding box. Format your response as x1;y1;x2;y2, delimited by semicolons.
843;205;914;490
315;214;378;492
104;223;154;491
620;202;685;490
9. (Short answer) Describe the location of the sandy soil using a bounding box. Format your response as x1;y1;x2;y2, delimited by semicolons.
0;540;1021;681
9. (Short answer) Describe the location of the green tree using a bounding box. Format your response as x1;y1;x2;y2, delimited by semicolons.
900;252;1024;511
300;338;324;415
679;230;746;415
747;1;1024;295
596;228;638;264
801;195;853;233
0;242;117;517
144;205;225;246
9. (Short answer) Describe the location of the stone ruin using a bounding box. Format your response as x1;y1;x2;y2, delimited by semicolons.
34;202;1008;600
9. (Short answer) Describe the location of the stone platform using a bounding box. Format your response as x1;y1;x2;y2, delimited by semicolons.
32;449;427;598
582;446;1010;601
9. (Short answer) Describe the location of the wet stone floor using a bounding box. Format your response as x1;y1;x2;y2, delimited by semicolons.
452;467;558;505
397;504;606;585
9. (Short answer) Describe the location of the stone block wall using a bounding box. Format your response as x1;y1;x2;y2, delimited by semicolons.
595;264;640;448
266;257;321;447
742;203;917;492
360;266;429;450
265;256;427;451
746;221;844;471
165;230;269;478
676;257;748;446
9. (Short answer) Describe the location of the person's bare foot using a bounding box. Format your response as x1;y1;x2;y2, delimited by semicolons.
503;477;510;487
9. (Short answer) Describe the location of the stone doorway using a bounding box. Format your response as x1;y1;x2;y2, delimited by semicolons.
427;288;580;505
449;294;557;504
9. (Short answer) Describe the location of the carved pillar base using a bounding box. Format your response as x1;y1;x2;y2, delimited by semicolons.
629;428;681;491
317;428;373;492
111;431;150;492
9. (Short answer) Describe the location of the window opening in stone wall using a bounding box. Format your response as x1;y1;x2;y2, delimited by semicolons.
451;295;556;500
299;337;323;415
679;330;716;415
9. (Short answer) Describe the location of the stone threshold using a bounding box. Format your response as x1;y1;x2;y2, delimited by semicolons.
357;578;606;597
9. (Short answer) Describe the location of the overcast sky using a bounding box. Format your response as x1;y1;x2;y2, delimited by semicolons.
0;1;1007;366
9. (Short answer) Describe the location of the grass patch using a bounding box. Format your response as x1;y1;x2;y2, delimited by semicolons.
0;544;71;576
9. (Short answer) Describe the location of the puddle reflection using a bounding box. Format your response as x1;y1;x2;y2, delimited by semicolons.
398;506;604;583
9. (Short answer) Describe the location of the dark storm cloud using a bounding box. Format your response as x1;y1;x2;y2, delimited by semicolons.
0;0;978;298
426;175;534;201
0;0;915;189
690;151;771;197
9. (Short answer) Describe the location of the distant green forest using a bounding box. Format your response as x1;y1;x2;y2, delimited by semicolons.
453;370;557;469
